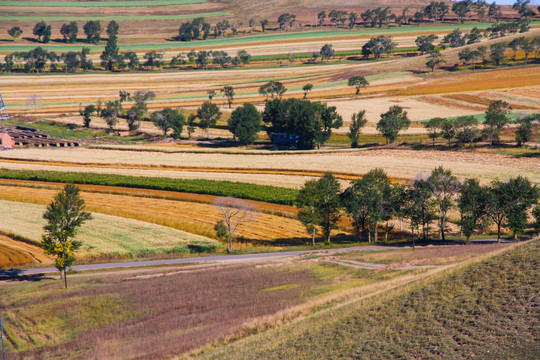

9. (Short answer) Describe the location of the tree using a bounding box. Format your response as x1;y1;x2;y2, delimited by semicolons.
319;44;335;62
513;0;535;19
484;100;511;145
228;103;261;145
441;29;465;48
33;21;52;43
532;205;540;235
260;19;268;32
80;104;96;128
488;2;502;21
42;184;92;288
196;101;221;138
347;76;369;96
504;176;539;241
106;20;119;37
425;117;444;145
458;178;489;243
490;42;507;66
428;167;460;241
277;13;296;31
8;26;22;41
100;35;119;71
440;118;456;146
454;115;479;145
377;105;410;144
317;11;327;26
237;49;251;65
258;81;286;99
195;50;210;68
406;178;435;241
214;197;257;253
348;12;358;29
302;83;313;99
426;50;445;72
212;50;231;68
415;34;438;55
508;37;524;61
62;51;81;73
328;10;348;27
296;180;321;245
102;100;121;131
221;85;235;108
60;22;78;43
123;51;139;70
348;110;367;148
316;173;341;244
520;38;535;64
143;51;164;69
458;48;480;69
452;1;472;23
515;114;539;146
83;20;102;44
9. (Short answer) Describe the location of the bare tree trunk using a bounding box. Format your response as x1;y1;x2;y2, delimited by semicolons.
312;227;315;246
385;221;389;242
400;216;403;231
497;223;501;243
64;268;68;289
374;224;378;243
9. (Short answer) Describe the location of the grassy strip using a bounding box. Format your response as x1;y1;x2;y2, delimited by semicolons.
0;0;207;7
202;240;538;359
0;10;228;21
4;22;539;53
0;169;298;205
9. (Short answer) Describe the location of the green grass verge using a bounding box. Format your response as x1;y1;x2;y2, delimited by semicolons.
0;169;298;205
0;10;228;21
201;240;539;359
0;0;207;7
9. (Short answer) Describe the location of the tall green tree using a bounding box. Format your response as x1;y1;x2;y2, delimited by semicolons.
196;101;221;138
106;20;119;37
296;179;322;245
42;184;92;288
426;50;445;72
60;21;78;43
415;34;438;55
80;104;96;128
484;100;511;145
348;110;367;148
33;21;52;43
228;103;261;145
515;114;539;146
100;34;119;70
319;44;335;61
83;20;102;44
302;83;313;99
8;26;22;41
428;167;460;241
316;173;341;244
425;117;444;145
458;178;489;243
221;85;235;108
377;105;411;144
258;81;287;99
347;76;369;96
504;176;538;241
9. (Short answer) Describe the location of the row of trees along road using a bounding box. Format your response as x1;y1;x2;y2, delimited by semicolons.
297;168;539;246
8;20;119;44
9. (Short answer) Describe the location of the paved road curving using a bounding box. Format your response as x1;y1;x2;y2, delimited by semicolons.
1;246;393;277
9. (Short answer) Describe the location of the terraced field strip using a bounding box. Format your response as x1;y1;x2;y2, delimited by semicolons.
0;233;51;267
0;185;310;243
0;198;223;259
0;10;228;21
0;178;299;217
0;0;207;7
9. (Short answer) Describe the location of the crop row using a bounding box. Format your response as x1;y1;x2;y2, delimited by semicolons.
0;169;298;205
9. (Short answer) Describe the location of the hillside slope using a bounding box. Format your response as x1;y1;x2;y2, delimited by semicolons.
200;239;540;359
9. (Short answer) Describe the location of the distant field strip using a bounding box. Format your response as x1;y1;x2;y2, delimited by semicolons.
0;10;228;21
0;0;207;7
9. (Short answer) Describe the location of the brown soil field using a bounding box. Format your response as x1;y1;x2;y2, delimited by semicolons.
0;184;313;244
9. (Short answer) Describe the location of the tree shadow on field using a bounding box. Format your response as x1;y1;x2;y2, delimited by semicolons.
0;270;50;282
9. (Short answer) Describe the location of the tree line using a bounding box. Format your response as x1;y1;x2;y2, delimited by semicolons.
297;168;540;246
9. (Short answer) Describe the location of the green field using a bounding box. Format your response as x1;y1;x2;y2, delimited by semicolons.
0;0;207;7
0;199;219;258
0;169;299;205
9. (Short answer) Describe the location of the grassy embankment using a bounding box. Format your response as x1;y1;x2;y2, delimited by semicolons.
199;239;539;359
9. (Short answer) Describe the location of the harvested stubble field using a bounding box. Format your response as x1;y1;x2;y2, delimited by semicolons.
0;199;221;259
1;147;537;185
2;239;512;359
0;185;311;245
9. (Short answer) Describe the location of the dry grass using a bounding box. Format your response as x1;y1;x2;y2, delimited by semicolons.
1;147;538;185
0;186;310;244
0;199;219;259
